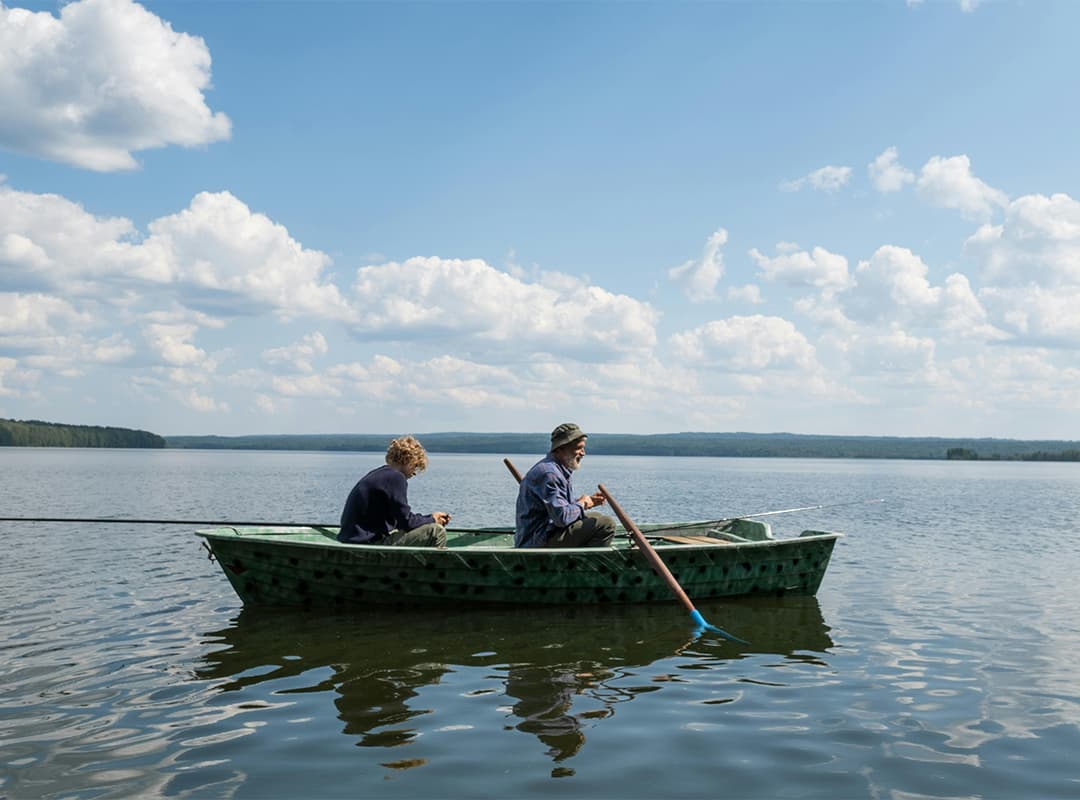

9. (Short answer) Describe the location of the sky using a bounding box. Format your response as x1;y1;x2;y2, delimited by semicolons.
2;0;1080;439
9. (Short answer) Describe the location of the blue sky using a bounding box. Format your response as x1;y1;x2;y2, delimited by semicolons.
2;0;1080;439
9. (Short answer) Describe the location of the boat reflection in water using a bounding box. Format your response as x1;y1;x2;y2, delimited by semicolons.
196;597;833;771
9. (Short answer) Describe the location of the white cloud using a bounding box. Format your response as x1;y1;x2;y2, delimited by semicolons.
0;183;347;320
979;287;1080;346
781;165;852;193
868;147;915;193
0;181;140;291
961;192;1080;347
794;294;856;333
349;256;658;360
0;0;230;170
965;193;1080;287
271;373;341;398
727;284;764;305
141;192;349;318
841;245;1001;341
0;356;20;396
143;322;209;367
670;315;818;372
668;228;727;301
0;292;90;334
916;155;1007;221
846;329;937;378
849;245;940;318
181;387;227;413
262;332;329;374
750;244;852;292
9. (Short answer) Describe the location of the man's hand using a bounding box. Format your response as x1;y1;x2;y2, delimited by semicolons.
433;512;451;525
578;491;607;510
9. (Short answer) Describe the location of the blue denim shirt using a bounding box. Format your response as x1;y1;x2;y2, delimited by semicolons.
514;454;586;547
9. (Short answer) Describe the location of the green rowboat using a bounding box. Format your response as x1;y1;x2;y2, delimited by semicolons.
197;518;842;609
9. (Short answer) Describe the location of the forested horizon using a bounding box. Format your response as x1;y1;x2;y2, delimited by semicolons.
0;418;165;448
5;418;1080;460
164;431;1080;461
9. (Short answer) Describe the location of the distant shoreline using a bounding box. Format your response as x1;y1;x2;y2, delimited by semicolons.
6;418;1080;460
162;432;1080;462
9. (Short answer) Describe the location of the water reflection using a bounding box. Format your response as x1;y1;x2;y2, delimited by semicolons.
196;598;834;769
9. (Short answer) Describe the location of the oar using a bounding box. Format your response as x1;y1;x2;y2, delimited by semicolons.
597;484;747;643
503;457;524;483
503;460;741;640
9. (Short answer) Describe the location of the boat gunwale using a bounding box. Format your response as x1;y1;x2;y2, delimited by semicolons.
194;525;844;553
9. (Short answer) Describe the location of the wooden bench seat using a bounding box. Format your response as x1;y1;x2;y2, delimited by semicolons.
656;534;729;545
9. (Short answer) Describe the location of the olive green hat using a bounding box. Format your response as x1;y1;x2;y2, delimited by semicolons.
550;422;586;451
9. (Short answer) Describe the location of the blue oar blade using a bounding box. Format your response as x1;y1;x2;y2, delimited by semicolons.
689;609;748;644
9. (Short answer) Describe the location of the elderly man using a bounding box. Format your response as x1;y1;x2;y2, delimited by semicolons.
514;423;616;548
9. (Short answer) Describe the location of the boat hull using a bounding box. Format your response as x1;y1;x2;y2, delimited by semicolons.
197;523;841;609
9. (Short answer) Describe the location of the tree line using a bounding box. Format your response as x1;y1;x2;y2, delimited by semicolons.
166;431;1080;460
0;418;165;448
6;419;1078;458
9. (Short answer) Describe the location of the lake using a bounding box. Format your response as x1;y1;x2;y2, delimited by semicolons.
1;448;1079;799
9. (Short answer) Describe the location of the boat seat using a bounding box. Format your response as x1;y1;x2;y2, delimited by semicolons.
657;534;730;545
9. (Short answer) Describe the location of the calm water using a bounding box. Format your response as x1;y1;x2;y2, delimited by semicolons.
1;449;1079;799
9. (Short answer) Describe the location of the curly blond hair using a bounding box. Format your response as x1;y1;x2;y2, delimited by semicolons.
385;435;428;474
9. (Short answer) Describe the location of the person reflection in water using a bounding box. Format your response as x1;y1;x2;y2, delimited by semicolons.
504;663;612;768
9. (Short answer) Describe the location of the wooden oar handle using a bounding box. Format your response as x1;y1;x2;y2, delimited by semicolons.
598;483;695;613
503;458;524;484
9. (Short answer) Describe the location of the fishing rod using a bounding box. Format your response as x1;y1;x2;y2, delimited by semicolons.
0;517;338;527
640;498;884;536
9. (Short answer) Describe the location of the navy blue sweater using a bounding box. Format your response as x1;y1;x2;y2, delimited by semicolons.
337;464;434;544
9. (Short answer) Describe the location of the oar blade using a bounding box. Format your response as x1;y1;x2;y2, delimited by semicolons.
690;609;749;644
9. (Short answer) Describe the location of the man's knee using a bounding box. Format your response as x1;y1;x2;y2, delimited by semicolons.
429;523;447;548
586;512;616;545
591;512;616;532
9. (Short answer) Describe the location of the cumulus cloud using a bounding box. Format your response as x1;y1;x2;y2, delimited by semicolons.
140;192;349;318
780;165;852;193
959;192;1080;347
670;315;818;372
965;193;1080;287
180;387;227;413
917;155;1007;221
271;373;341;398
840;245;1001;341
0;0;230;170
143;322;210;367
846;329;936;377
749;243;852;292
848;245;940;318
668;228;727;301
0;292;91;334
979;287;1080;347
0;183;347;319
0;181;140;292
349;256;658;360
263;332;328;374
0;356;19;396
727;284;764;305
868;147;915;193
